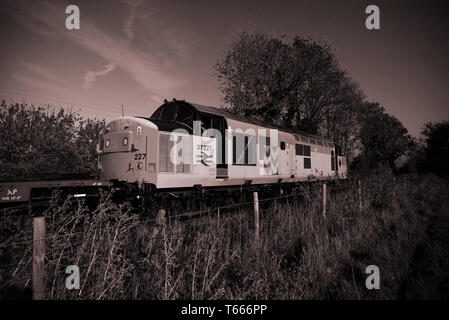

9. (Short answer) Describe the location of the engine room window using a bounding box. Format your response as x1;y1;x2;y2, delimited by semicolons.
166;138;175;172
160;134;190;173
331;150;336;170
159;134;174;173
159;134;169;172
244;136;249;164
303;145;311;157
259;136;271;159
280;141;286;150
233;133;256;165
182;136;191;173
304;157;311;169
295;144;304;156
232;136;237;164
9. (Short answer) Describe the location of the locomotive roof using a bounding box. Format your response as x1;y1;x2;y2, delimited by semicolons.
188;101;334;144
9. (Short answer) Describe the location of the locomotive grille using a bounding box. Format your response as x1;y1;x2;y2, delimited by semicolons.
216;167;228;178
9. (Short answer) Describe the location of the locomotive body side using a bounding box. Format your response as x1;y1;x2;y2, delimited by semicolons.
97;100;347;193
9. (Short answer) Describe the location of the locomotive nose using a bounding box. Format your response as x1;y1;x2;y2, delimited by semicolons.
97;117;158;183
98;117;157;154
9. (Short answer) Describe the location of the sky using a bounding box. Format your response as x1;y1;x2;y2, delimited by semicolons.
0;0;447;137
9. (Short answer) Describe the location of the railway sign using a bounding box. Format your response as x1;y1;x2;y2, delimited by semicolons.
0;184;29;202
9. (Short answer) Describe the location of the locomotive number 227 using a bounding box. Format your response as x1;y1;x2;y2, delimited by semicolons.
134;153;147;160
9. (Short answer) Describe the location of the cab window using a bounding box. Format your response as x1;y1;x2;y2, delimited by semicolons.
161;103;177;121
176;105;194;127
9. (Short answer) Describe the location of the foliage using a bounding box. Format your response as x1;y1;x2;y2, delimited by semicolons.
318;77;364;160
421;120;449;177
0;99;105;179
215;32;292;124
353;102;415;171
2;173;448;299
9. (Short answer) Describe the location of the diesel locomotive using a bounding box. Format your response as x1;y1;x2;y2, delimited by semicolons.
97;99;347;209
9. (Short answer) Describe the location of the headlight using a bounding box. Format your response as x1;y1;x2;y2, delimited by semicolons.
105;139;110;148
123;137;128;146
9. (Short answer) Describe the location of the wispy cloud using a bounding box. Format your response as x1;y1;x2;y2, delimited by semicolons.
83;62;117;88
17;61;64;84
11;61;66;93
124;8;136;40
123;0;143;40
7;0;193;103
11;73;63;93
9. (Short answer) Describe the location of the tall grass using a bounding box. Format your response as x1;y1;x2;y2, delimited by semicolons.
1;170;448;299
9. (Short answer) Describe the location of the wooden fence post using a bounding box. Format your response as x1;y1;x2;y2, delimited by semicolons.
322;183;327;217
253;192;260;246
358;180;362;212
147;209;166;255
33;216;45;300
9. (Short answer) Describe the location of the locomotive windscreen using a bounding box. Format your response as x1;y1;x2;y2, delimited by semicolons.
150;101;197;130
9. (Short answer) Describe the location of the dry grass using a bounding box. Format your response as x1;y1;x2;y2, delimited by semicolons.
1;170;448;299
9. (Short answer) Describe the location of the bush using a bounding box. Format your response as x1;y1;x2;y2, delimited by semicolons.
0;100;105;179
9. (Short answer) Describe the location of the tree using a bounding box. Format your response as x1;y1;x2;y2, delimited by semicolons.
318;76;365;161
357;102;414;169
421;120;449;177
215;31;363;152
285;37;346;134
215;32;292;124
0;100;105;179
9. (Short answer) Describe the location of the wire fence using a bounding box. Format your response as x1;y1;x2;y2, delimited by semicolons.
0;177;367;252
0;189;313;248
3;176;406;299
0;179;364;293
